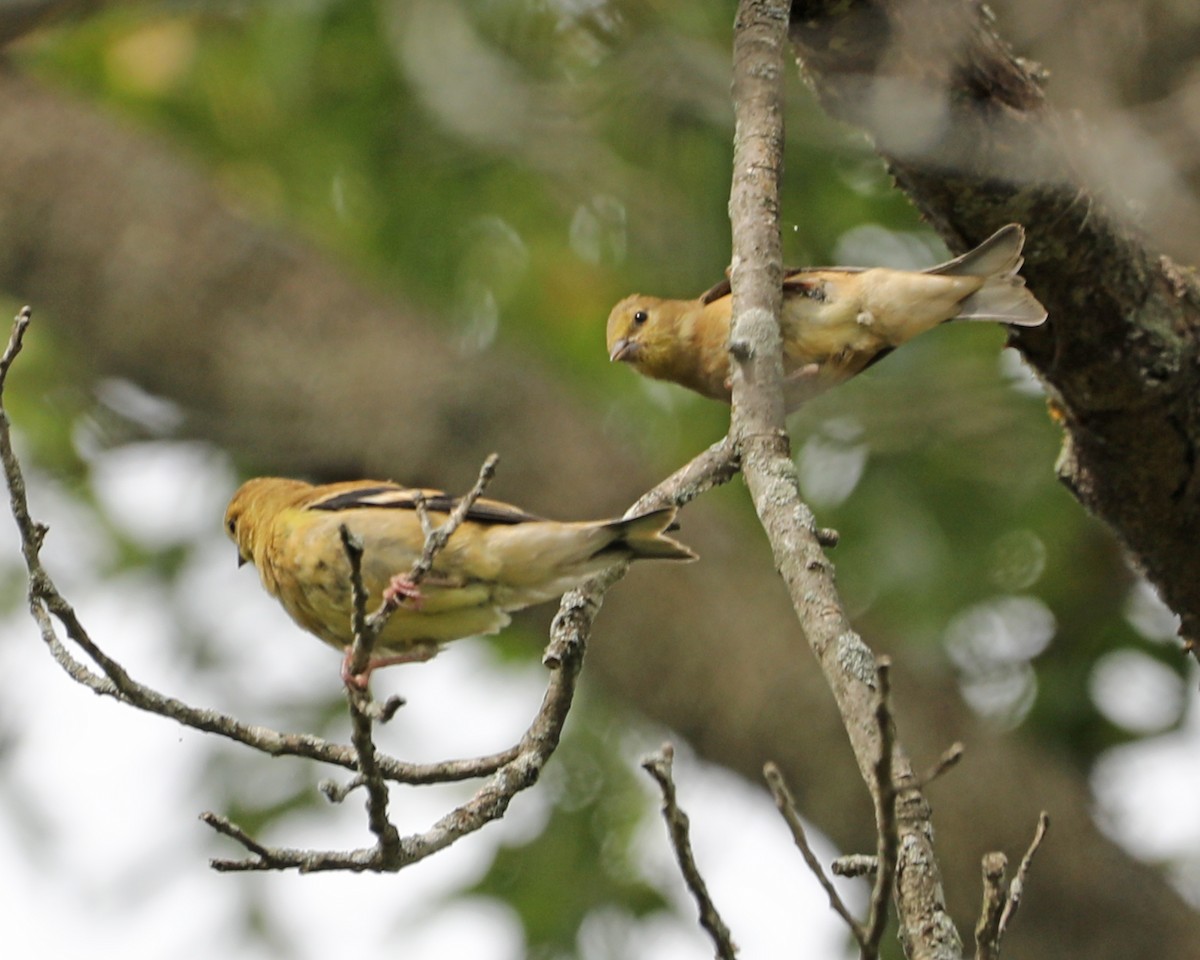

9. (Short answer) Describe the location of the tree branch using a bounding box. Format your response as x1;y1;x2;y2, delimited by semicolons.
0;38;1191;957
727;2;958;955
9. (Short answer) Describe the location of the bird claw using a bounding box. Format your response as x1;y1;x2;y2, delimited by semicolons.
340;650;372;691
383;574;424;609
783;362;821;384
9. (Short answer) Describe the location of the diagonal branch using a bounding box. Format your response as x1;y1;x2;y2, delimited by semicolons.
765;762;866;950
342;453;502;681
727;2;959;956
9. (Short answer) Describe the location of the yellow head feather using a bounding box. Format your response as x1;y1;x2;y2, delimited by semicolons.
224;477;312;568
606;293;733;400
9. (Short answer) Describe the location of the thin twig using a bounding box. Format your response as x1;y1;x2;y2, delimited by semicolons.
643;744;738;960
833;855;878;879
410;453;500;583
411;490;436;538
998;812;1050;937
764;762;866;949
973;812;1049;959
919;742;965;788
344;453;501;677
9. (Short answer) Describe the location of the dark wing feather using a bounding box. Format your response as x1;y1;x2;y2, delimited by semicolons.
308;483;541;525
699;268;825;305
698;276;732;305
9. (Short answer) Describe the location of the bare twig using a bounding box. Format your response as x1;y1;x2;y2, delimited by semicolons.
339;524;400;855
726;4;959;956
643;744;738;960
411;490;436;539
764;762;866;949
919;742;966;788
999;812;1050;937
343;453;501;678
833;855;878;879
543;435;738;671
410;453;500;582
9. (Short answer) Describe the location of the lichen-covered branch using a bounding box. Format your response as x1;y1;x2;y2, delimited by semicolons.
727;2;959;956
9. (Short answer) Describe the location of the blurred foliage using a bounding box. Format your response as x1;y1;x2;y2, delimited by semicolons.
3;0;1192;954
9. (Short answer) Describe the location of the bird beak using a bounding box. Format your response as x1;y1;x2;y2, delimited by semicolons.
609;338;637;363
236;552;248;568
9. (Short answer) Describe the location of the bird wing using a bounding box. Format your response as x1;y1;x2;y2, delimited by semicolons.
305;481;543;526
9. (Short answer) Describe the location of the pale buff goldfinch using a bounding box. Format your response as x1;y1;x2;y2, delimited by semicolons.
225;478;696;682
606;224;1047;409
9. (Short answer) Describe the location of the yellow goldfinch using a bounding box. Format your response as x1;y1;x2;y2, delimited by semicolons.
607;224;1047;409
225;478;696;683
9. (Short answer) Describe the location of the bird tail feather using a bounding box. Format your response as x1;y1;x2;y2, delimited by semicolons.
955;277;1047;326
610;508;698;561
928;224;1047;327
927;223;1026;278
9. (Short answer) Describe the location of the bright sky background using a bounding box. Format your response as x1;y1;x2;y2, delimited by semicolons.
0;437;1194;958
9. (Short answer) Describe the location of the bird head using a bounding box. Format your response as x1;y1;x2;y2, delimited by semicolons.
606;295;681;377
224;477;311;568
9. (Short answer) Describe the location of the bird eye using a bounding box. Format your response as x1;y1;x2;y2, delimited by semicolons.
632;309;648;326
227;518;237;535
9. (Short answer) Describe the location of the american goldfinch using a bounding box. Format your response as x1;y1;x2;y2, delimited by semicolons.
225;477;696;682
607;224;1047;408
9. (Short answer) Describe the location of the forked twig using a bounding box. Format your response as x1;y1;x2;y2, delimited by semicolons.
974;812;1050;960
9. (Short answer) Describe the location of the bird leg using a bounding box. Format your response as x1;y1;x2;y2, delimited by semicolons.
341;640;441;690
781;362;827;412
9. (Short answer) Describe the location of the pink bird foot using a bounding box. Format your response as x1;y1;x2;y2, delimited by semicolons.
383;573;425;609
